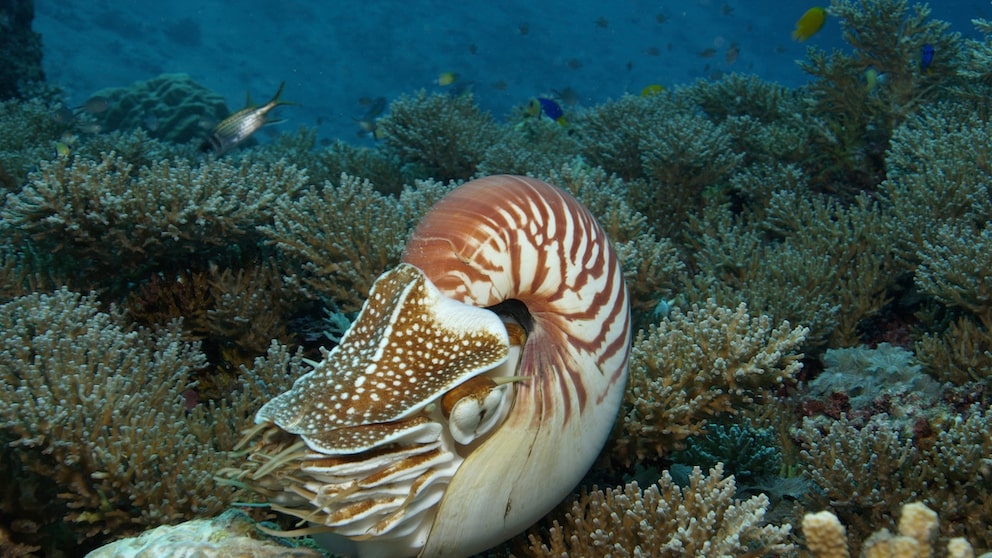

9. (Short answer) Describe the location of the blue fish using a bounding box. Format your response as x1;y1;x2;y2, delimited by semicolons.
537;97;566;125
920;43;935;72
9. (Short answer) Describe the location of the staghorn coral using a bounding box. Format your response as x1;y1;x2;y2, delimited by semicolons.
125;262;310;376
376;90;500;181
612;299;807;465
916;224;992;325
0;288;306;555
681;74;813;166
477;117;581;178
520;464;793;557
630;111;744;236
261;173;410;311
880;104;992;267
573;93;687;181
799;0;961;193
686;188;900;350
796;407;992;554
0;96;77;190
915;315;992;386
0;289;218;551
1;154;306;293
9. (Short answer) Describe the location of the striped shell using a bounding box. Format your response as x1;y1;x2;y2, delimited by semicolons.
233;175;630;558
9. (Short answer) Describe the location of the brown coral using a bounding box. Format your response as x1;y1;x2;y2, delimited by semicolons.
611;299;807;465
521;464;793;557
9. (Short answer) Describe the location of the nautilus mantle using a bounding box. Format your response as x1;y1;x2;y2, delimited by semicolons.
230;175;631;557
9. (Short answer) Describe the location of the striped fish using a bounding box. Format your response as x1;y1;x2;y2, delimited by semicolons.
199;81;292;155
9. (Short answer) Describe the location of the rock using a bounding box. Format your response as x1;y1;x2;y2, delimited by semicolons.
85;509;324;558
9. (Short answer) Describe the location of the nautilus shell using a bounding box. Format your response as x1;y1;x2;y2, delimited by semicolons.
231;175;631;557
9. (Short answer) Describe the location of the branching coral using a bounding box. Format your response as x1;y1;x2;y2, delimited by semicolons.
1;155;307;293
631;112;744;235
377;90;500;181
880;105;992;266
125;262;310;373
573;93;686;181
521;464;793;557
799;0;962;192
611;299;807;465
804;502;983;558
0;97;76;190
0;289;218;551
671;420;783;483
681;74;812;166
477;117;581;178
686;188;900;350
797;407;992;553
261;173;410;311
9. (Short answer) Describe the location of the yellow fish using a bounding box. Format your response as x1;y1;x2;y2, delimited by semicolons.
792;7;826;42
436;72;459;86
640;84;665;97
200;82;293;155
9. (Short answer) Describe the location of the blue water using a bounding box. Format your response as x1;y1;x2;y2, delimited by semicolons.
35;1;990;145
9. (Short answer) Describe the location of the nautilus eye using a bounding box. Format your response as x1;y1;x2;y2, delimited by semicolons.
230;175;631;558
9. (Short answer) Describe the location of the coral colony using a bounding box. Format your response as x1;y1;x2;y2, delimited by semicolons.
1;0;991;556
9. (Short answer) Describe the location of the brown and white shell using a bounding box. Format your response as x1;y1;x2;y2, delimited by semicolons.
231;175;631;558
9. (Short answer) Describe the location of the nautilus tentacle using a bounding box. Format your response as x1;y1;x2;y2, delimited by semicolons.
230;175;630;558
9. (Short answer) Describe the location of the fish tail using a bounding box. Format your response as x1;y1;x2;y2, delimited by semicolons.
268;81;297;107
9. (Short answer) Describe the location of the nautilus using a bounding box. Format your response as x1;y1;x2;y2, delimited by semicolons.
230;175;631;557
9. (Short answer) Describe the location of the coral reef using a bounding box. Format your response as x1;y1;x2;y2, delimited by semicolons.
796;407;992;553
0;0;991;555
803;502;983;558
612;299;808;465
377;90;500;181
260;173;416;311
1;154;306;293
521;464;793;557
88;73;230;145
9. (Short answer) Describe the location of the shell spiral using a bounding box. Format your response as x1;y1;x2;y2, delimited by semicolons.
233;175;630;558
402;175;630;556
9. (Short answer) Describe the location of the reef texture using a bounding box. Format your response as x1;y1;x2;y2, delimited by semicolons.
0;0;991;555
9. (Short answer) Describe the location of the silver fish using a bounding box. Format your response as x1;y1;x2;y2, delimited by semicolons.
200;81;292;155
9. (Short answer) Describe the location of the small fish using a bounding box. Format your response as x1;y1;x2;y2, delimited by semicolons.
792;7;826;42
361;96;387;120
199;81;292;155
534;97;566;125
865;67;879;92
74;95;110;114
553;86;580;106
725;42;740;65
920;43;935;72
640;84;665;97
51;104;75;125
436;72;459;86
143;113;160;132
55;142;72;158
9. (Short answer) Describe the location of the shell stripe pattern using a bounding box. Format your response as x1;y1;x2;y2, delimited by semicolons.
403;175;630;427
